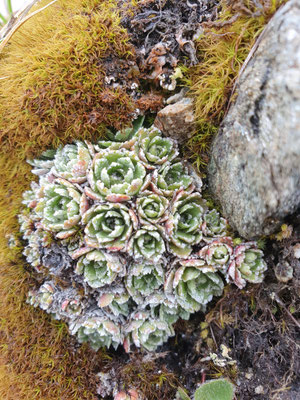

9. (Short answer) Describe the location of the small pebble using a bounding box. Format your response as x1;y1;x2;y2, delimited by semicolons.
255;385;264;394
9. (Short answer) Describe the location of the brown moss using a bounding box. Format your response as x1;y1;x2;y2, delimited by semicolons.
0;153;107;399
0;0;140;159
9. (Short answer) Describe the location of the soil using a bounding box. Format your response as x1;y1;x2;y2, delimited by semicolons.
120;0;220;83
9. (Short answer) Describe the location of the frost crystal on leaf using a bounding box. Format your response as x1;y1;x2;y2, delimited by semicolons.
18;122;267;352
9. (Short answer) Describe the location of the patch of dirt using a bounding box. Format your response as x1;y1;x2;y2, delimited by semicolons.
119;0;220;86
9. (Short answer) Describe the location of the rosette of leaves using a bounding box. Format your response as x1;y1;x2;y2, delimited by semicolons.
125;262;165;304
27;149;56;176
198;237;234;273
228;243;268;289
72;313;122;351
60;298;83;318
86;149;146;202
145;292;190;325
98;286;130;317
23;229;52;272
166;190;206;258
51;141;92;183
29;282;55;311
136;192;169;225
83;203;137;251
127;225;165;262
96;116;144;150
124;310;174;352
154;162;193;196
165;259;224;313
35;178;82;239
134;126;178;166
75;249;124;289
202;209;227;240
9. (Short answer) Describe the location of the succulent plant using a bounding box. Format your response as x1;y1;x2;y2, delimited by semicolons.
83;203;137;251
202;209;227;240
33;282;55;310
127;225;165;262
124;311;174;352
51;141;92;183
198;237;233;273
228;243;267;289
98;286;130;317
136;192;169;225
96;116;145;151
75;249;124;288
72;313;122;351
86;149;146;202
167;190;206;258
145;292;190;325
154;162;193;196
134;126;178;166
19;122;267;353
165;259;224;313
35;178;82;239
125;262;165;303
60;298;82;318
176;378;235;400
27;149;56;176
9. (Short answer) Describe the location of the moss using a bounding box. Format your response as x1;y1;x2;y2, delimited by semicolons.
0;153;106;399
0;0;139;159
184;0;288;170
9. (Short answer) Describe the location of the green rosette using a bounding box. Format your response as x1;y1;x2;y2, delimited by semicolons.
86;149;146;202
127;225;166;262
154;161;193;197
198;237;234;273
136;192;169;224
75;249;124;288
52;141;91;183
124;310;174;352
72;314;122;351
125;262;165;304
96;116;144;150
134;126;178;166
97;286;130;317
165;259;224;313
202;209;227;241
166;190;206;258
228;243;268;289
83;203;137;251
35;178;82;239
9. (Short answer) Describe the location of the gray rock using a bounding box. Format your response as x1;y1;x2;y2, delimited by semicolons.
154;97;195;144
208;0;300;239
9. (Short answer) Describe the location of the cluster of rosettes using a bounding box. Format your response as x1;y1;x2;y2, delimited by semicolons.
19;121;267;352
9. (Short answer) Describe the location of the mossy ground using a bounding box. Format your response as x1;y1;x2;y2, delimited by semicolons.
0;0;298;399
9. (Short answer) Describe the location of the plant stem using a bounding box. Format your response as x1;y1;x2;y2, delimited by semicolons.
6;0;13;16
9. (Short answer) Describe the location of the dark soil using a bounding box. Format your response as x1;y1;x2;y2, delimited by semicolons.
120;0;220;82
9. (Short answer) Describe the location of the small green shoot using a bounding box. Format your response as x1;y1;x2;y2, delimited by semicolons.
194;379;235;400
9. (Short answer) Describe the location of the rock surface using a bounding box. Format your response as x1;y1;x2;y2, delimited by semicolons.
154;97;195;144
208;0;300;239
